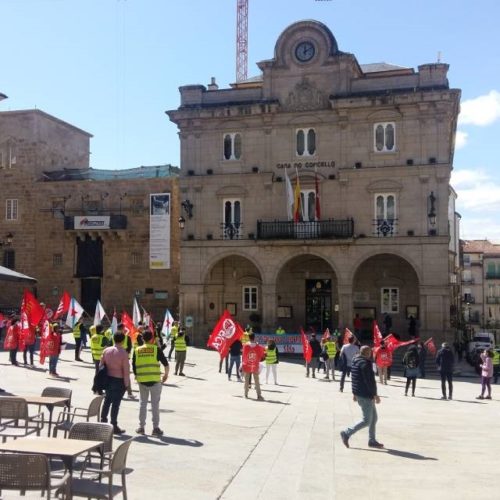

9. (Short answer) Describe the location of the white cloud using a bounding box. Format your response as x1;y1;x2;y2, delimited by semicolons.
455;130;468;149
459;90;500;126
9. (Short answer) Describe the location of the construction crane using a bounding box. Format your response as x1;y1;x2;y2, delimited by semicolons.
235;0;332;83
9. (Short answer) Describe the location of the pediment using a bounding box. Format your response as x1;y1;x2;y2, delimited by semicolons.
216;185;249;197
366;179;403;193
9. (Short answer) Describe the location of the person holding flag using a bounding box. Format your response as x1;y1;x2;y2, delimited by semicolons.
46;324;63;377
373;340;393;385
4;316;21;365
241;332;265;401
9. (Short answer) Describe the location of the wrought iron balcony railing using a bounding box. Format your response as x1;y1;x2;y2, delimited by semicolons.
221;222;243;240
256;219;354;240
373;218;398;237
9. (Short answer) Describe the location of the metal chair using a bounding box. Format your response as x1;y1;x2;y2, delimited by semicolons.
71;438;134;500
0;452;70;499
53;395;104;437
0;397;44;442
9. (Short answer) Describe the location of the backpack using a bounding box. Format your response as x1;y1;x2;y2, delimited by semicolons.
405;351;418;369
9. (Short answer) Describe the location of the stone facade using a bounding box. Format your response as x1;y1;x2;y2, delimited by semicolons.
0;108;180;320
168;20;461;344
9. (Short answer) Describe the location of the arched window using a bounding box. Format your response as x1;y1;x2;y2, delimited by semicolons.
374;123;396;152
296;129;316;156
223;133;242;160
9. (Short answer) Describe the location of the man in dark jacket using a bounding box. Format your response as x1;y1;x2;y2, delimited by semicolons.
340;345;383;449
436;342;455;400
306;333;322;378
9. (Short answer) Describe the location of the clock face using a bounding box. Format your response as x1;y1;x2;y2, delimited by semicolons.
295;41;316;62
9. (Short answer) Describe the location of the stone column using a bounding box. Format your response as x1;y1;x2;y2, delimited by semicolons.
337;283;353;331
261;283;277;332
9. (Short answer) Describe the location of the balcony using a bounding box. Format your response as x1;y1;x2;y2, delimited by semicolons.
221;222;243;240
486;273;500;279
256;219;354;240
486;297;500;304
373;218;398;237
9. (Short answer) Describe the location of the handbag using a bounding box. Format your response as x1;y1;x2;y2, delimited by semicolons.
405;367;419;378
94;363;110;392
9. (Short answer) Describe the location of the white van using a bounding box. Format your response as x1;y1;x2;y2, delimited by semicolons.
468;331;495;354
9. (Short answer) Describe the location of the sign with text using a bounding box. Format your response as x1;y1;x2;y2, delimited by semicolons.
74;216;110;229
254;333;304;354
149;193;171;269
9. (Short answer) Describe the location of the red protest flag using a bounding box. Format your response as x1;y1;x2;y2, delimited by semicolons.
322;328;331;341
398;337;420;349
424;337;437;356
53;291;71;320
300;328;312;363
207;310;244;359
343;327;358;345
22;290;44;327
373;321;383;347
383;334;399;352
121;311;138;343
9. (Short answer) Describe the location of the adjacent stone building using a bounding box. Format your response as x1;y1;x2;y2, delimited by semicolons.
168;20;461;343
0;108;180;319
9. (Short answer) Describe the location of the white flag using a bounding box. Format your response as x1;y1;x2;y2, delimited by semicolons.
133;297;141;327
93;300;107;326
65;297;84;328
284;168;294;221
111;309;118;334
161;309;175;338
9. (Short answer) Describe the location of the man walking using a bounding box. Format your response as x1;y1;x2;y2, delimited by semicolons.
322;333;337;381
90;325;109;394
242;333;265;400
340;345;383;449
339;336;360;392
436;342;455;400
100;331;130;434
306;332;322;378
133;330;169;436
174;328;187;376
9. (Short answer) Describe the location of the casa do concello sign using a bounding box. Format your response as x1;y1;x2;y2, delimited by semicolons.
275;161;335;169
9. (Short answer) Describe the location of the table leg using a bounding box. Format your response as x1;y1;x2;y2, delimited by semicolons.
46;404;54;437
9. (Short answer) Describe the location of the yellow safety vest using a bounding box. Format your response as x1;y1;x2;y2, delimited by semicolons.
73;323;82;339
493;351;500;366
242;332;250;344
174;335;187;352
275;328;285;335
170;325;179;340
266;347;277;364
324;340;337;357
104;328;113;341
135;344;161;384
90;333;105;362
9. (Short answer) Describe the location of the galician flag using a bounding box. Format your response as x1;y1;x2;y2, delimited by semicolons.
284;167;294;221
93;300;107;326
132;297;141;327
161;309;175;338
66;297;84;328
111;308;118;334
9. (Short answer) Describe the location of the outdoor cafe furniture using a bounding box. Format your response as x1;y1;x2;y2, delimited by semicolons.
0;396;44;442
53;395;104;438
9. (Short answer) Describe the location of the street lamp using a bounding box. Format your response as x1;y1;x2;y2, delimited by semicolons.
0;233;14;246
178;216;186;230
428;191;437;226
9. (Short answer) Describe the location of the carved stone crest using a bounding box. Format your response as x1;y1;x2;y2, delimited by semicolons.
284;78;328;111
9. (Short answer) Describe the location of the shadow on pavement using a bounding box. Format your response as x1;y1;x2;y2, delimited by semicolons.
159;436;203;447
274;384;297;388
417;396;486;404
181;375;207;381
386;448;438;460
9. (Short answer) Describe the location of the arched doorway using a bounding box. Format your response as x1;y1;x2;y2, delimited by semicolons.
276;254;337;333
204;255;263;331
352;253;420;340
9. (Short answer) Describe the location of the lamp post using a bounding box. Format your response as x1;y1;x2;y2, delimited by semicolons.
0;233;14;246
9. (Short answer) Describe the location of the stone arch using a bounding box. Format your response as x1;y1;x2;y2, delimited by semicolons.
202;250;264;284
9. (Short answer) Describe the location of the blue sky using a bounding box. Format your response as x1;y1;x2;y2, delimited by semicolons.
2;0;500;240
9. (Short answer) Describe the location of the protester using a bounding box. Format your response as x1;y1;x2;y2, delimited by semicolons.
4;317;20;366
306;332;322;378
218;352;229;375
340;345;383;449
403;344;420;397
167;321;179;360
265;338;279;385
174;328;187;376
476;349;494;400
133;330;169;436
408;316;417;338
100;331;130;434
46;324;63;376
228;337;242;382
241;332;265;400
339;336;359;392
436;342;455;400
72;319;85;361
373;340;392;385
493;348;500;384
322;333;337;381
275;326;285;335
90;325;109;394
22;324;37;366
353;314;362;337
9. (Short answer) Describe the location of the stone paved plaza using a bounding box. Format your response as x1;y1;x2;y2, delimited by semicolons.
1;338;496;499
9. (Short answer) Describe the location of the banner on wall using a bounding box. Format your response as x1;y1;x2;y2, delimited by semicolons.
149;193;171;269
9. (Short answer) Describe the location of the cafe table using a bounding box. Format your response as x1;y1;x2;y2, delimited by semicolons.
0;436;104;474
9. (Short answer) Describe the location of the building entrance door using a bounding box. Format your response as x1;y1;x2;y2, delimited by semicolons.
305;279;332;332
81;278;101;315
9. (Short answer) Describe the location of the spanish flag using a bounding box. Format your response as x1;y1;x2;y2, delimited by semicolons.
293;174;302;222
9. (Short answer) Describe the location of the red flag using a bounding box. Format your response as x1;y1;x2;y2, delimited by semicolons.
22;290;44;327
53;291;71;320
322;328;330;341
293;174;302;222
343;327;357;345
300;328;312;363
373;321;383;347
385;334;419;351
39;320;51;365
121;311;138;343
424;337;436;356
207;310;244;359
315;170;321;220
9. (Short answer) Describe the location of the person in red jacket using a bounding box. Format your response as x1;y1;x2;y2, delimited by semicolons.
373;340;393;385
241;333;265;401
4;317;20;366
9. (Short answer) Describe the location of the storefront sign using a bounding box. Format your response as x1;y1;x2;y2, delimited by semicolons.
74;216;110;229
149;193;171;269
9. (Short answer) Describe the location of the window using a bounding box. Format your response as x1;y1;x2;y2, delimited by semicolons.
243;286;258;311
131;252;141;266
463;254;471;266
6;199;18;221
3;249;15;269
0;143;16;168
296;128;316;156
374;193;396;237
223;199;241;239
223;133;242;160
381;287;399;313
299;189;318;222
374;123;396;152
53;253;63;267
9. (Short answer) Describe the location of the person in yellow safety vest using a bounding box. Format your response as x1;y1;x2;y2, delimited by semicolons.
322;334;337;381
132;330;169;436
493;349;500;384
167;322;179;361
174;329;187;376
275;326;286;335
242;325;252;345
91;325;109;394
73;320;84;361
265;339;279;384
104;327;113;343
